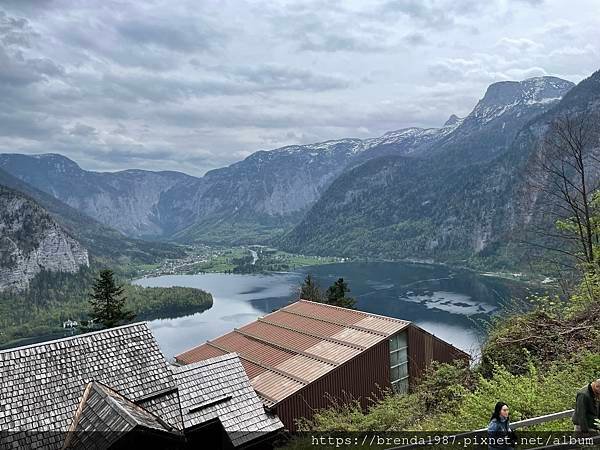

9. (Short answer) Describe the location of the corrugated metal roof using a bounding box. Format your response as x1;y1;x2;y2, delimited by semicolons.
177;341;227;364
241;321;321;352
264;309;344;337
240;359;268;379
175;300;410;408
251;371;305;404
213;331;295;367
285;300;369;325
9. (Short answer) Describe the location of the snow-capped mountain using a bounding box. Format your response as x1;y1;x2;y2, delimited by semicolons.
469;76;573;125
0;75;576;245
279;73;593;262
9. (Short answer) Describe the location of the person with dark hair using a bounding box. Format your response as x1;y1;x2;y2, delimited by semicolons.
572;379;600;433
487;402;515;450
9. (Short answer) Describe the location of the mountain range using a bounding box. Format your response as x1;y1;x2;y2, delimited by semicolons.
2;71;600;281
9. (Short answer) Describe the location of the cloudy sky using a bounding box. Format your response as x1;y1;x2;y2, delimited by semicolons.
0;0;598;175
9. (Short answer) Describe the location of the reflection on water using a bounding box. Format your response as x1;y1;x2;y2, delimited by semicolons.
134;262;532;360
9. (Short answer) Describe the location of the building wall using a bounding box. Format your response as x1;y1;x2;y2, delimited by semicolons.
273;339;391;431
406;324;470;387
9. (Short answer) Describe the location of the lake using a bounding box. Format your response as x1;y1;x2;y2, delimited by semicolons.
134;262;535;360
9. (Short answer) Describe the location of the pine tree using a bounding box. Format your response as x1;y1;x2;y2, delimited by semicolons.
325;278;356;309
299;274;324;303
89;269;135;329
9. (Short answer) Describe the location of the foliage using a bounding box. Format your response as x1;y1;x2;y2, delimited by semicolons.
325;278;356;309
0;268;213;348
88;269;135;329
296;274;356;309
299;274;323;302
123;284;213;320
292;353;600;436
481;282;600;375
422;354;600;432
415;360;476;414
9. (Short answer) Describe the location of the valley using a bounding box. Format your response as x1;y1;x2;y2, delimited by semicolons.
1;69;599;357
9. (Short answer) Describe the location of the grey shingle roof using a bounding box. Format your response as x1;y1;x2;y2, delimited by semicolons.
0;323;182;449
171;353;283;447
63;381;183;450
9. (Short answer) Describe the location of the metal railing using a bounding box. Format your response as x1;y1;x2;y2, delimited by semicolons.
387;409;576;450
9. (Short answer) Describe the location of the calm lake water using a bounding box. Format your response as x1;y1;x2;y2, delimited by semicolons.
134;262;534;360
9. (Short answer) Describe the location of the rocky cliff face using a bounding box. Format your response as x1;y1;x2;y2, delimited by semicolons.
0;154;198;238
0;186;89;291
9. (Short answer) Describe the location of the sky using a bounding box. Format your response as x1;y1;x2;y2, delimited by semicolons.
0;0;598;176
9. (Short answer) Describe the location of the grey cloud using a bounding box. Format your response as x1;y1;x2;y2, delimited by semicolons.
69;123;97;137
70;65;350;105
0;10;39;48
0;45;63;86
214;64;351;92
264;5;397;53
297;29;394;53
115;17;225;53
378;0;485;29
512;0;544;4
0;0;596;176
0;112;60;140
402;32;427;46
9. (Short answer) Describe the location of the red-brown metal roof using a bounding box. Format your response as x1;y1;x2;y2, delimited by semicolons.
175;300;410;407
240;359;268;379
240;320;321;352
213;331;294;367
176;339;227;364
285;300;369;325
264;309;344;337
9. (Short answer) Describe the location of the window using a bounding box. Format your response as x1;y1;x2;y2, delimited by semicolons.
389;331;408;393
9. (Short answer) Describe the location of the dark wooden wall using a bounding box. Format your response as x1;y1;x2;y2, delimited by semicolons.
406;324;470;387
273;339;391;431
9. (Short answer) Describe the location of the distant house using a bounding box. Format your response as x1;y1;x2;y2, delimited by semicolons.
63;319;79;329
176;299;470;431
0;323;282;449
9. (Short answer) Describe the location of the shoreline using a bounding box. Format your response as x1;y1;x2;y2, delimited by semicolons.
130;246;554;289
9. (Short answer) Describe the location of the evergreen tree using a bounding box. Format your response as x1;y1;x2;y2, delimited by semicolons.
325;278;356;309
299;274;324;302
89;269;135;328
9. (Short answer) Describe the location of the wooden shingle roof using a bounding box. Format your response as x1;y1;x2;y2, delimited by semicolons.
0;323;182;449
171;353;283;447
63;381;183;450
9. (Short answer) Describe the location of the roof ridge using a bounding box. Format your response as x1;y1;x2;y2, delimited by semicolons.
257;317;366;351
297;299;411;325
205;341;309;385
0;322;148;354
233;328;338;367
172;352;239;372
91;381;179;432
281;308;388;337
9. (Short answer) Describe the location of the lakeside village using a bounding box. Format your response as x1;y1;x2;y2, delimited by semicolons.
135;244;347;277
